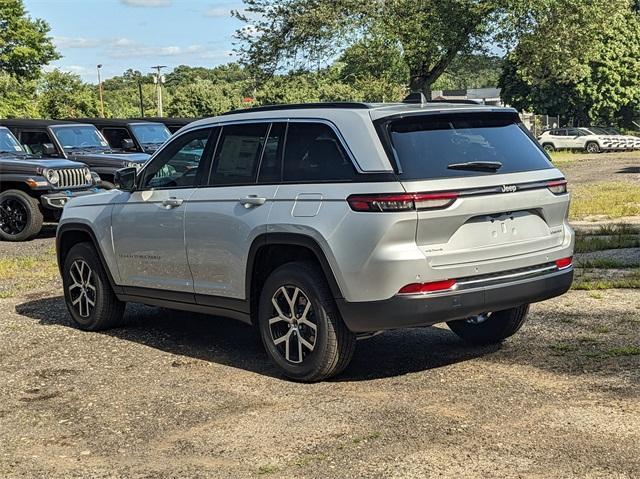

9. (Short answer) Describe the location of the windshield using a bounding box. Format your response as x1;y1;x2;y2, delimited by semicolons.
0;128;26;155
51;125;110;150
130;123;171;145
380;113;553;180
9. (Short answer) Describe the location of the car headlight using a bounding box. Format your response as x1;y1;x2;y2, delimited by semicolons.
84;168;92;182
44;168;60;185
91;171;101;184
124;161;141;170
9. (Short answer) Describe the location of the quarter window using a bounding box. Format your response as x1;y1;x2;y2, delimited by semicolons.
143;128;212;189
283;123;355;182
257;123;286;183
209;123;268;185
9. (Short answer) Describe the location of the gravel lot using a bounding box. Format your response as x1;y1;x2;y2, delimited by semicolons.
1;153;639;478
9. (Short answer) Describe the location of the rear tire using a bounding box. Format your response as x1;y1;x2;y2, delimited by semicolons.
447;305;530;345
62;242;125;331
585;142;600;153
258;261;356;382
0;190;43;242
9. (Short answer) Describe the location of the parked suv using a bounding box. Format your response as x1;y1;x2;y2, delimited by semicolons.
56;101;574;381
70;118;171;154
0;119;150;189
0;126;101;241
538;127;616;153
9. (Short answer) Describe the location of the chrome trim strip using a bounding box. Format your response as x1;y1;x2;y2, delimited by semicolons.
456;265;557;288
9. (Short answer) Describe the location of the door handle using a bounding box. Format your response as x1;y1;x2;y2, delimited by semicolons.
162;197;184;208
240;195;266;208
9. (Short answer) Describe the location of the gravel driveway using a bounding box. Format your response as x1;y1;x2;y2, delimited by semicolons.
1;153;639;478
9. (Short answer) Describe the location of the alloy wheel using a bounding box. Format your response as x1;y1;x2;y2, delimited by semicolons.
268;286;317;364
68;259;97;318
0;198;28;236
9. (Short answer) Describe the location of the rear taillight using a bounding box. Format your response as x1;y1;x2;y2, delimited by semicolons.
347;192;458;212
398;279;457;295
547;180;567;195
555;257;572;269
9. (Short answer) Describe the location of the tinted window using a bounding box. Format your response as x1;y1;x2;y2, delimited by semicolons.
102;128;132;149
257;123;286;183
143;128;212;189
20;131;59;156
566;128;580;136
51;125;109;150
383;113;552;180
0;128;25;154
209;123;268;185
130;123;171;145
283;123;355;182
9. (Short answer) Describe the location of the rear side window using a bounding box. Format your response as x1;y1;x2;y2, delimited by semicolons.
210;123;268;185
381;113;552;180
258;122;286;183
283;123;356;182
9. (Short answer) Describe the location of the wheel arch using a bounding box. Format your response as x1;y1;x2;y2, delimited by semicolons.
56;223;123;294
246;233;344;323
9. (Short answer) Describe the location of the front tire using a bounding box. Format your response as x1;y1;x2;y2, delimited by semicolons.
258;262;356;382
542;143;555;153
62;242;125;331
0;190;43;242
585;142;600;153
447;305;530;345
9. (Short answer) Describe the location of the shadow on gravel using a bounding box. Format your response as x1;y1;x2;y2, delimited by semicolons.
15;295;497;381
35;224;57;240
617;166;640;175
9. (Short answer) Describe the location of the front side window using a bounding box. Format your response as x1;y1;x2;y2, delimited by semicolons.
380;113;552;180
102;128;132;149
142;128;212;189
283;123;356;182
130;123;171;146
209;123;268;185
51;125;109;151
20;130;60;156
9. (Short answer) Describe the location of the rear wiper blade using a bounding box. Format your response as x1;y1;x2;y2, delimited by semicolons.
447;161;502;171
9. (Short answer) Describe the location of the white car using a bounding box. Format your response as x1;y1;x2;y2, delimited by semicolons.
538;128;617;153
599;127;639;150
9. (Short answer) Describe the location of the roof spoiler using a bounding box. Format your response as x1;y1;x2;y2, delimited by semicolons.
402;92;482;106
402;92;427;104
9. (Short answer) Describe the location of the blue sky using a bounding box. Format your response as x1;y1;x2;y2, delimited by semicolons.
23;0;246;83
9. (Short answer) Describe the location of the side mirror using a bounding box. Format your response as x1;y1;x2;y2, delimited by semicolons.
42;143;57;156
114;167;137;191
121;138;136;151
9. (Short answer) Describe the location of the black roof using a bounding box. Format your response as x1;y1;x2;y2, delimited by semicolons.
0;118;84;127
221;102;371;116
67;118;166;126
132;117;195;125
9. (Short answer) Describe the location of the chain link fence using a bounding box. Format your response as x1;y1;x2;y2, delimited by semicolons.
519;112;561;137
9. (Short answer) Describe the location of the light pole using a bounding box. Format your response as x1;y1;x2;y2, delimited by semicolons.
151;65;166;117
97;64;105;118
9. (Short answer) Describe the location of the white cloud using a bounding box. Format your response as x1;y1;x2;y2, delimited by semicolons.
203;7;229;17
53;36;101;49
120;0;171;7
106;39;205;58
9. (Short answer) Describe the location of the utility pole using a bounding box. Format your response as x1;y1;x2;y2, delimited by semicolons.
151;65;166;117
97;64;105;118
138;81;144;117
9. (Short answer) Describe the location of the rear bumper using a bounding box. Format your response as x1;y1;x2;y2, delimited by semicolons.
337;267;573;333
40;188;103;209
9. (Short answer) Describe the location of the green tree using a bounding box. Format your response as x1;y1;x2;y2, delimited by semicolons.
0;0;59;79
0;72;38;117
499;0;640;126
36;70;99;119
101;69;157;117
166;79;246;117
234;0;506;96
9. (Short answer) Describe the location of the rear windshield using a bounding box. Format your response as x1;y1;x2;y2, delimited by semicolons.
380;113;553;180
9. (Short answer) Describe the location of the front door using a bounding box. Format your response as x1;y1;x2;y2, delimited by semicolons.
111;127;215;292
186;122;285;300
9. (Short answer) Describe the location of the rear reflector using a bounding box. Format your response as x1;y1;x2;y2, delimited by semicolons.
347;192;458;212
547;180;567;194
398;279;457;295
555;257;572;269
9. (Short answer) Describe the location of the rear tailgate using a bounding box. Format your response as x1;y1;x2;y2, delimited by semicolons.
378;110;570;274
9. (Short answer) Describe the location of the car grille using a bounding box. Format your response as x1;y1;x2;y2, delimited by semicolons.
56;168;91;189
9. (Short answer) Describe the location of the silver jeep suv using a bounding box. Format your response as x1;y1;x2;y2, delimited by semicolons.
56;100;574;381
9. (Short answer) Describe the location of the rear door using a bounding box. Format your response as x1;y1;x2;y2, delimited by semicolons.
185;121;283;301
379;112;568;270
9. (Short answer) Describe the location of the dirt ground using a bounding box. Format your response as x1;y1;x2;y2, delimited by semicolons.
556;151;639;185
1;152;639;478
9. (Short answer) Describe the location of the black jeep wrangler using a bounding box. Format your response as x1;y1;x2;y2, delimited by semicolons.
0;119;150;189
0;126;102;241
133;117;194;134
69;118;171;154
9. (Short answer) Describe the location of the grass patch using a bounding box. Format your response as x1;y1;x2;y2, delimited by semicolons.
592;325;611;334
572;270;640;290
257;464;279;475
574;235;640;253
576;258;628;268
605;346;640;357
0;251;58;298
587;291;603;299
570;181;640;219
550;343;578;354
549;151;584;165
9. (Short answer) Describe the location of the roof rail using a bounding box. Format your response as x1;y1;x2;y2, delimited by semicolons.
428;99;483;105
221;102;371;115
402;92;482;106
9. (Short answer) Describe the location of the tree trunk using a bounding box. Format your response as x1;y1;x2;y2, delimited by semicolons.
409;75;432;100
